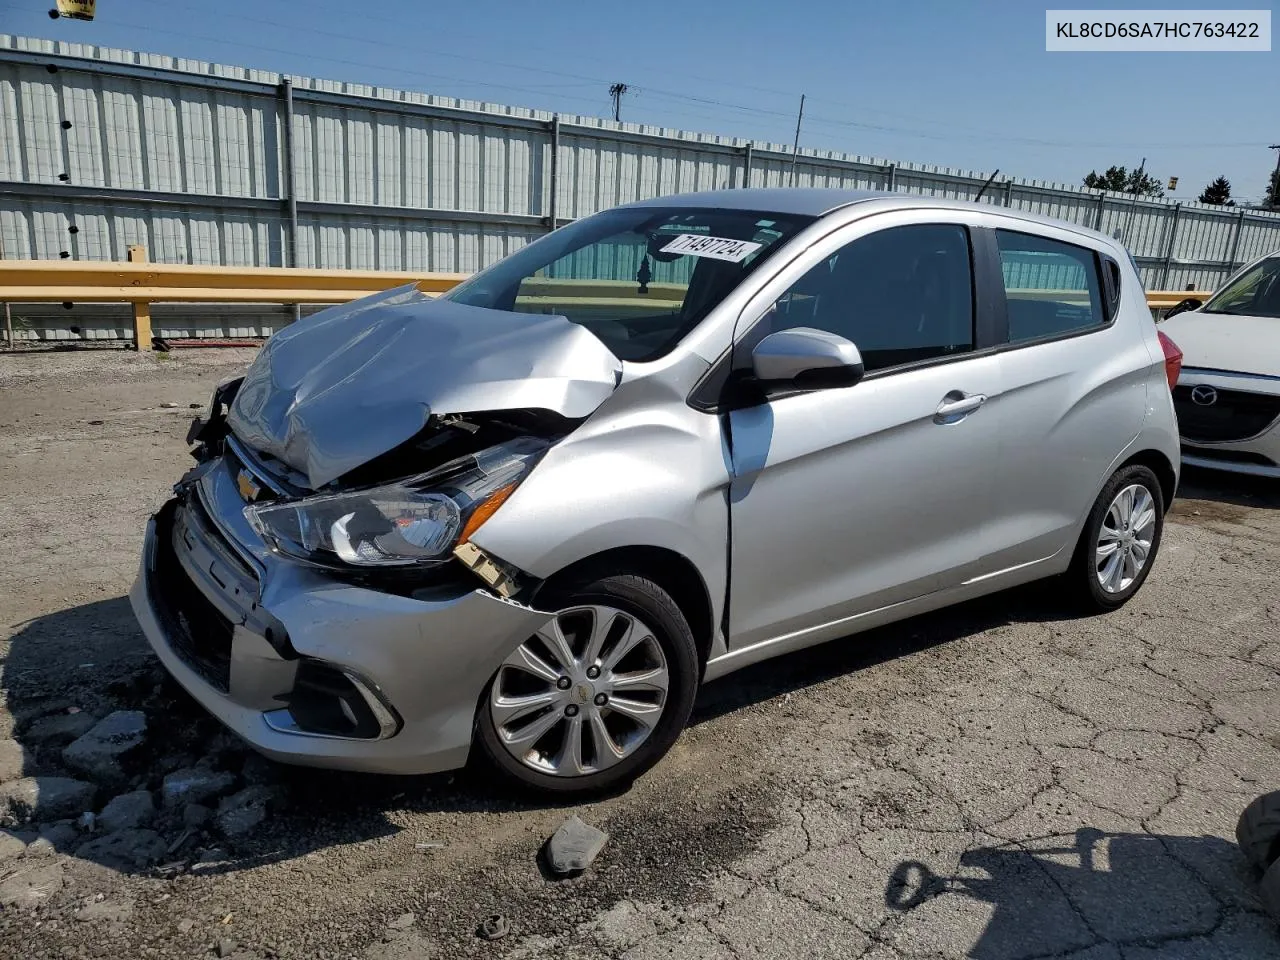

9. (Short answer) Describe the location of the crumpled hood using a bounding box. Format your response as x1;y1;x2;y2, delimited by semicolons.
1159;310;1280;380
227;283;621;488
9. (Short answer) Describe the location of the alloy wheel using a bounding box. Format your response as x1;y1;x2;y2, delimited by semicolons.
1095;483;1156;594
488;604;670;777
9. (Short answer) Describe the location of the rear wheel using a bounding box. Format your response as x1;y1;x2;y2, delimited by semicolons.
1237;790;1280;873
1067;464;1164;611
475;571;699;796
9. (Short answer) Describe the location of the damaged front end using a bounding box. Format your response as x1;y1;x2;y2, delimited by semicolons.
176;283;624;601
185;389;570;605
129;287;633;770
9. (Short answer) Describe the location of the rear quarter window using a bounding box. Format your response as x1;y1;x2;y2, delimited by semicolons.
996;230;1106;344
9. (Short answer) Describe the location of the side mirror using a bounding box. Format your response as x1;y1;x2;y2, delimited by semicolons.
751;327;865;389
1162;297;1203;320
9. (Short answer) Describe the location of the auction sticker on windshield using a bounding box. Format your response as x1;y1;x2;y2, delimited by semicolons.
660;234;763;262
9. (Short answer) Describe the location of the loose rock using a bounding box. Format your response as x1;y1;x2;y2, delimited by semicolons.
0;830;26;862
98;790;155;833
217;937;237;957
177;918;196;934
0;863;64;908
183;802;213;828
23;711;97;748
388;912;416;931
36;822;79;852
75;898;135;923
216;785;279;838
23;837;55;858
161;768;237;808
62;711;148;787
0;776;96;825
545;815;609;875
0;739;31;783
74;828;167;871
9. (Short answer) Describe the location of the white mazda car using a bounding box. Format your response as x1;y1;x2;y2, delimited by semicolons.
1161;251;1280;478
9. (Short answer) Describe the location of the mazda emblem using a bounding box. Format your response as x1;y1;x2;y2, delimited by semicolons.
1190;385;1218;406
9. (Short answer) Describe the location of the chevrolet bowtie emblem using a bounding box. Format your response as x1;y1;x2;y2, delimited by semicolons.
237;469;263;502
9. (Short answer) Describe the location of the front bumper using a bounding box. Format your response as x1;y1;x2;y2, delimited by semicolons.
129;456;553;775
1175;369;1280;480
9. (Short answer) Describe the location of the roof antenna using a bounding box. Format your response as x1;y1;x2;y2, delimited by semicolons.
973;169;1001;203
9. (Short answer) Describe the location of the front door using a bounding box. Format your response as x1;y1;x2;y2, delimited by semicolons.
726;218;1004;651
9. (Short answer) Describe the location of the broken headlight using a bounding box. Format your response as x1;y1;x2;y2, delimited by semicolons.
245;437;548;568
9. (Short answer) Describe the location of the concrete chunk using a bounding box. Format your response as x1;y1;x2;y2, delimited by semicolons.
545;815;609;875
74;828;167;871
62;711;148;787
0;777;96;825
98;790;156;833
161;768;237;808
23;712;97;748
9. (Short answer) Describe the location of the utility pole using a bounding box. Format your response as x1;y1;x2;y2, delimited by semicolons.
609;83;628;122
1123;156;1146;245
788;94;806;187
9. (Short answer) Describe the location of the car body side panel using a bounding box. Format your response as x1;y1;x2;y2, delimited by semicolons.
983;324;1151;570
976;220;1177;573
468;348;733;660
726;353;1003;651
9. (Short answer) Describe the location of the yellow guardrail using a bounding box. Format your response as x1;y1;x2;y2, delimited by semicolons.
0;247;1212;350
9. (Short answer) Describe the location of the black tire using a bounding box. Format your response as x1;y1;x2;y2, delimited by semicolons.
1066;464;1165;612
1237;790;1280;873
475;569;699;797
1261;857;1280;921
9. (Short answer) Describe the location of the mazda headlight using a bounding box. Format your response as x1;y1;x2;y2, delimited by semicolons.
245;437;549;568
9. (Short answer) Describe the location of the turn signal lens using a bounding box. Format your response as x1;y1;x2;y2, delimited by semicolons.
459;482;519;544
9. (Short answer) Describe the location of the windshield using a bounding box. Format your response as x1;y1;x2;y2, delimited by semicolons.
443;206;813;361
1202;256;1280;318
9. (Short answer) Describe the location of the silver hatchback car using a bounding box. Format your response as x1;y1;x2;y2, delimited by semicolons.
132;189;1182;795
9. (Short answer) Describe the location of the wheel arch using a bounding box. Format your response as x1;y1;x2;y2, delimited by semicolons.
1120;448;1178;513
532;545;715;672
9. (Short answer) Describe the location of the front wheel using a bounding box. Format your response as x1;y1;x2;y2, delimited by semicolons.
475;571;699;796
1066;464;1165;611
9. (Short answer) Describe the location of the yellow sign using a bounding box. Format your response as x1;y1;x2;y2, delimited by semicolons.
1167;176;1179;191
54;0;95;20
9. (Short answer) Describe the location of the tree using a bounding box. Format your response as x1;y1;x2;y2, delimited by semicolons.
1198;176;1233;205
1266;169;1280;210
1083;165;1165;197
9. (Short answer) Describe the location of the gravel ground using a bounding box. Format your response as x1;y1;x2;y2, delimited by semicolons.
1;349;1279;960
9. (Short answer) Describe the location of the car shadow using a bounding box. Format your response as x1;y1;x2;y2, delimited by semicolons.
883;827;1276;956
2;596;602;879
0;550;1229;881
691;579;1081;727
1175;464;1280;512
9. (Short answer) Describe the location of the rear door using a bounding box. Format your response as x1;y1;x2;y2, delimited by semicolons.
725;212;1006;652
983;226;1149;571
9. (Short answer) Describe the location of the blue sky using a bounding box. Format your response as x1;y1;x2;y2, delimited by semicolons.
3;0;1276;201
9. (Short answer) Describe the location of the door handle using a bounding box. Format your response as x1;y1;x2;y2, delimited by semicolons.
934;392;987;423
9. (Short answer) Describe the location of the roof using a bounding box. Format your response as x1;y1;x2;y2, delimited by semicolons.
624;188;885;217
623;187;1124;247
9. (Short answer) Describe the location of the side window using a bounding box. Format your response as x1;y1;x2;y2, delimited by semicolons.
996;230;1105;343
768;224;975;373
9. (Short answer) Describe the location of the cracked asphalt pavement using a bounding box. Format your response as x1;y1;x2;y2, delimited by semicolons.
1;351;1278;959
